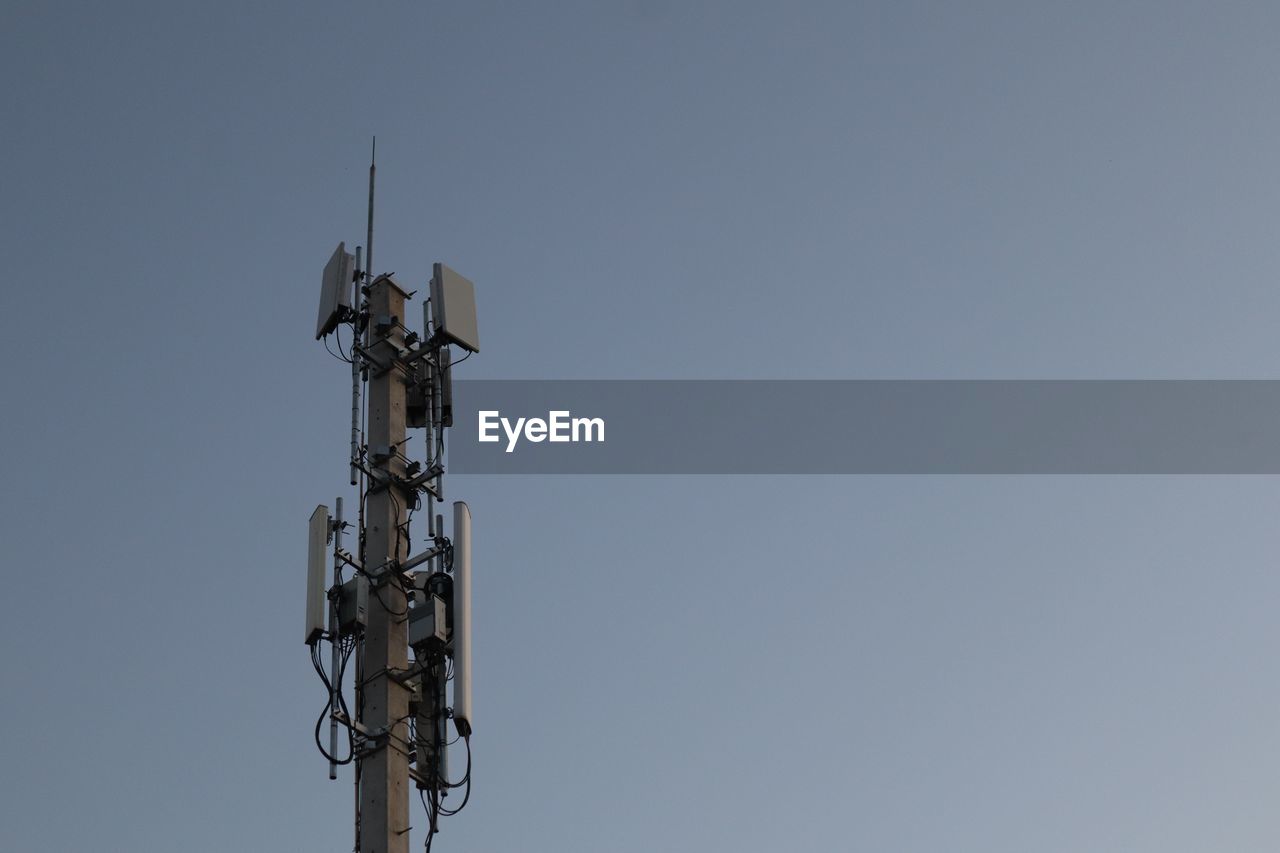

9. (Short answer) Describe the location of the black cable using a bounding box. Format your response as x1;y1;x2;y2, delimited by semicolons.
361;488;411;617
369;576;410;617
324;334;352;364
336;321;353;361
314;703;354;765
392;487;409;557
311;639;357;765
422;787;439;853
345;486;409;617
437;736;472;810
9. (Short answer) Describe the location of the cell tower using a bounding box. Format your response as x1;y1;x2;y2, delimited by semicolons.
306;142;480;853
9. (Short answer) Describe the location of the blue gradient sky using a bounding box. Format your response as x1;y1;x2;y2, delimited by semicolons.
5;2;1280;850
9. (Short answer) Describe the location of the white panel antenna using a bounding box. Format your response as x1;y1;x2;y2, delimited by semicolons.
316;242;356;339
305;504;330;644
452;501;473;736
430;263;480;353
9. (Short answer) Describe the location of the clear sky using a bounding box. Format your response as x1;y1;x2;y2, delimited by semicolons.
5;2;1280;851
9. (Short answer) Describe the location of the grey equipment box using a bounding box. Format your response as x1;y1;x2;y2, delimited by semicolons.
408;593;448;651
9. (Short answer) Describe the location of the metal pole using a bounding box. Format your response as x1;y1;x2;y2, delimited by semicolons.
430;351;444;572
423;302;436;550
361;274;413;853
329;496;344;780
351;247;364;487
354;640;363;853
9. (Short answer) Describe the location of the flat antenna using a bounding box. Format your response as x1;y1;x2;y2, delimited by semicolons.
366;137;376;283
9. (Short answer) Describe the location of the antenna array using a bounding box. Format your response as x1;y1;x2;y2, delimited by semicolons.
306;145;480;853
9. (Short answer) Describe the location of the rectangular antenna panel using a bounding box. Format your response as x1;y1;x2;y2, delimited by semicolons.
452;501;473;735
305;505;330;644
316;243;355;339
430;263;480;353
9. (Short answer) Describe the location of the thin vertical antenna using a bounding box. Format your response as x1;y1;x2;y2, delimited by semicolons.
366;138;376;283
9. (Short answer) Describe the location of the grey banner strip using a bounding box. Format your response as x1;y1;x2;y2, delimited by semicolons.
445;380;1280;474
